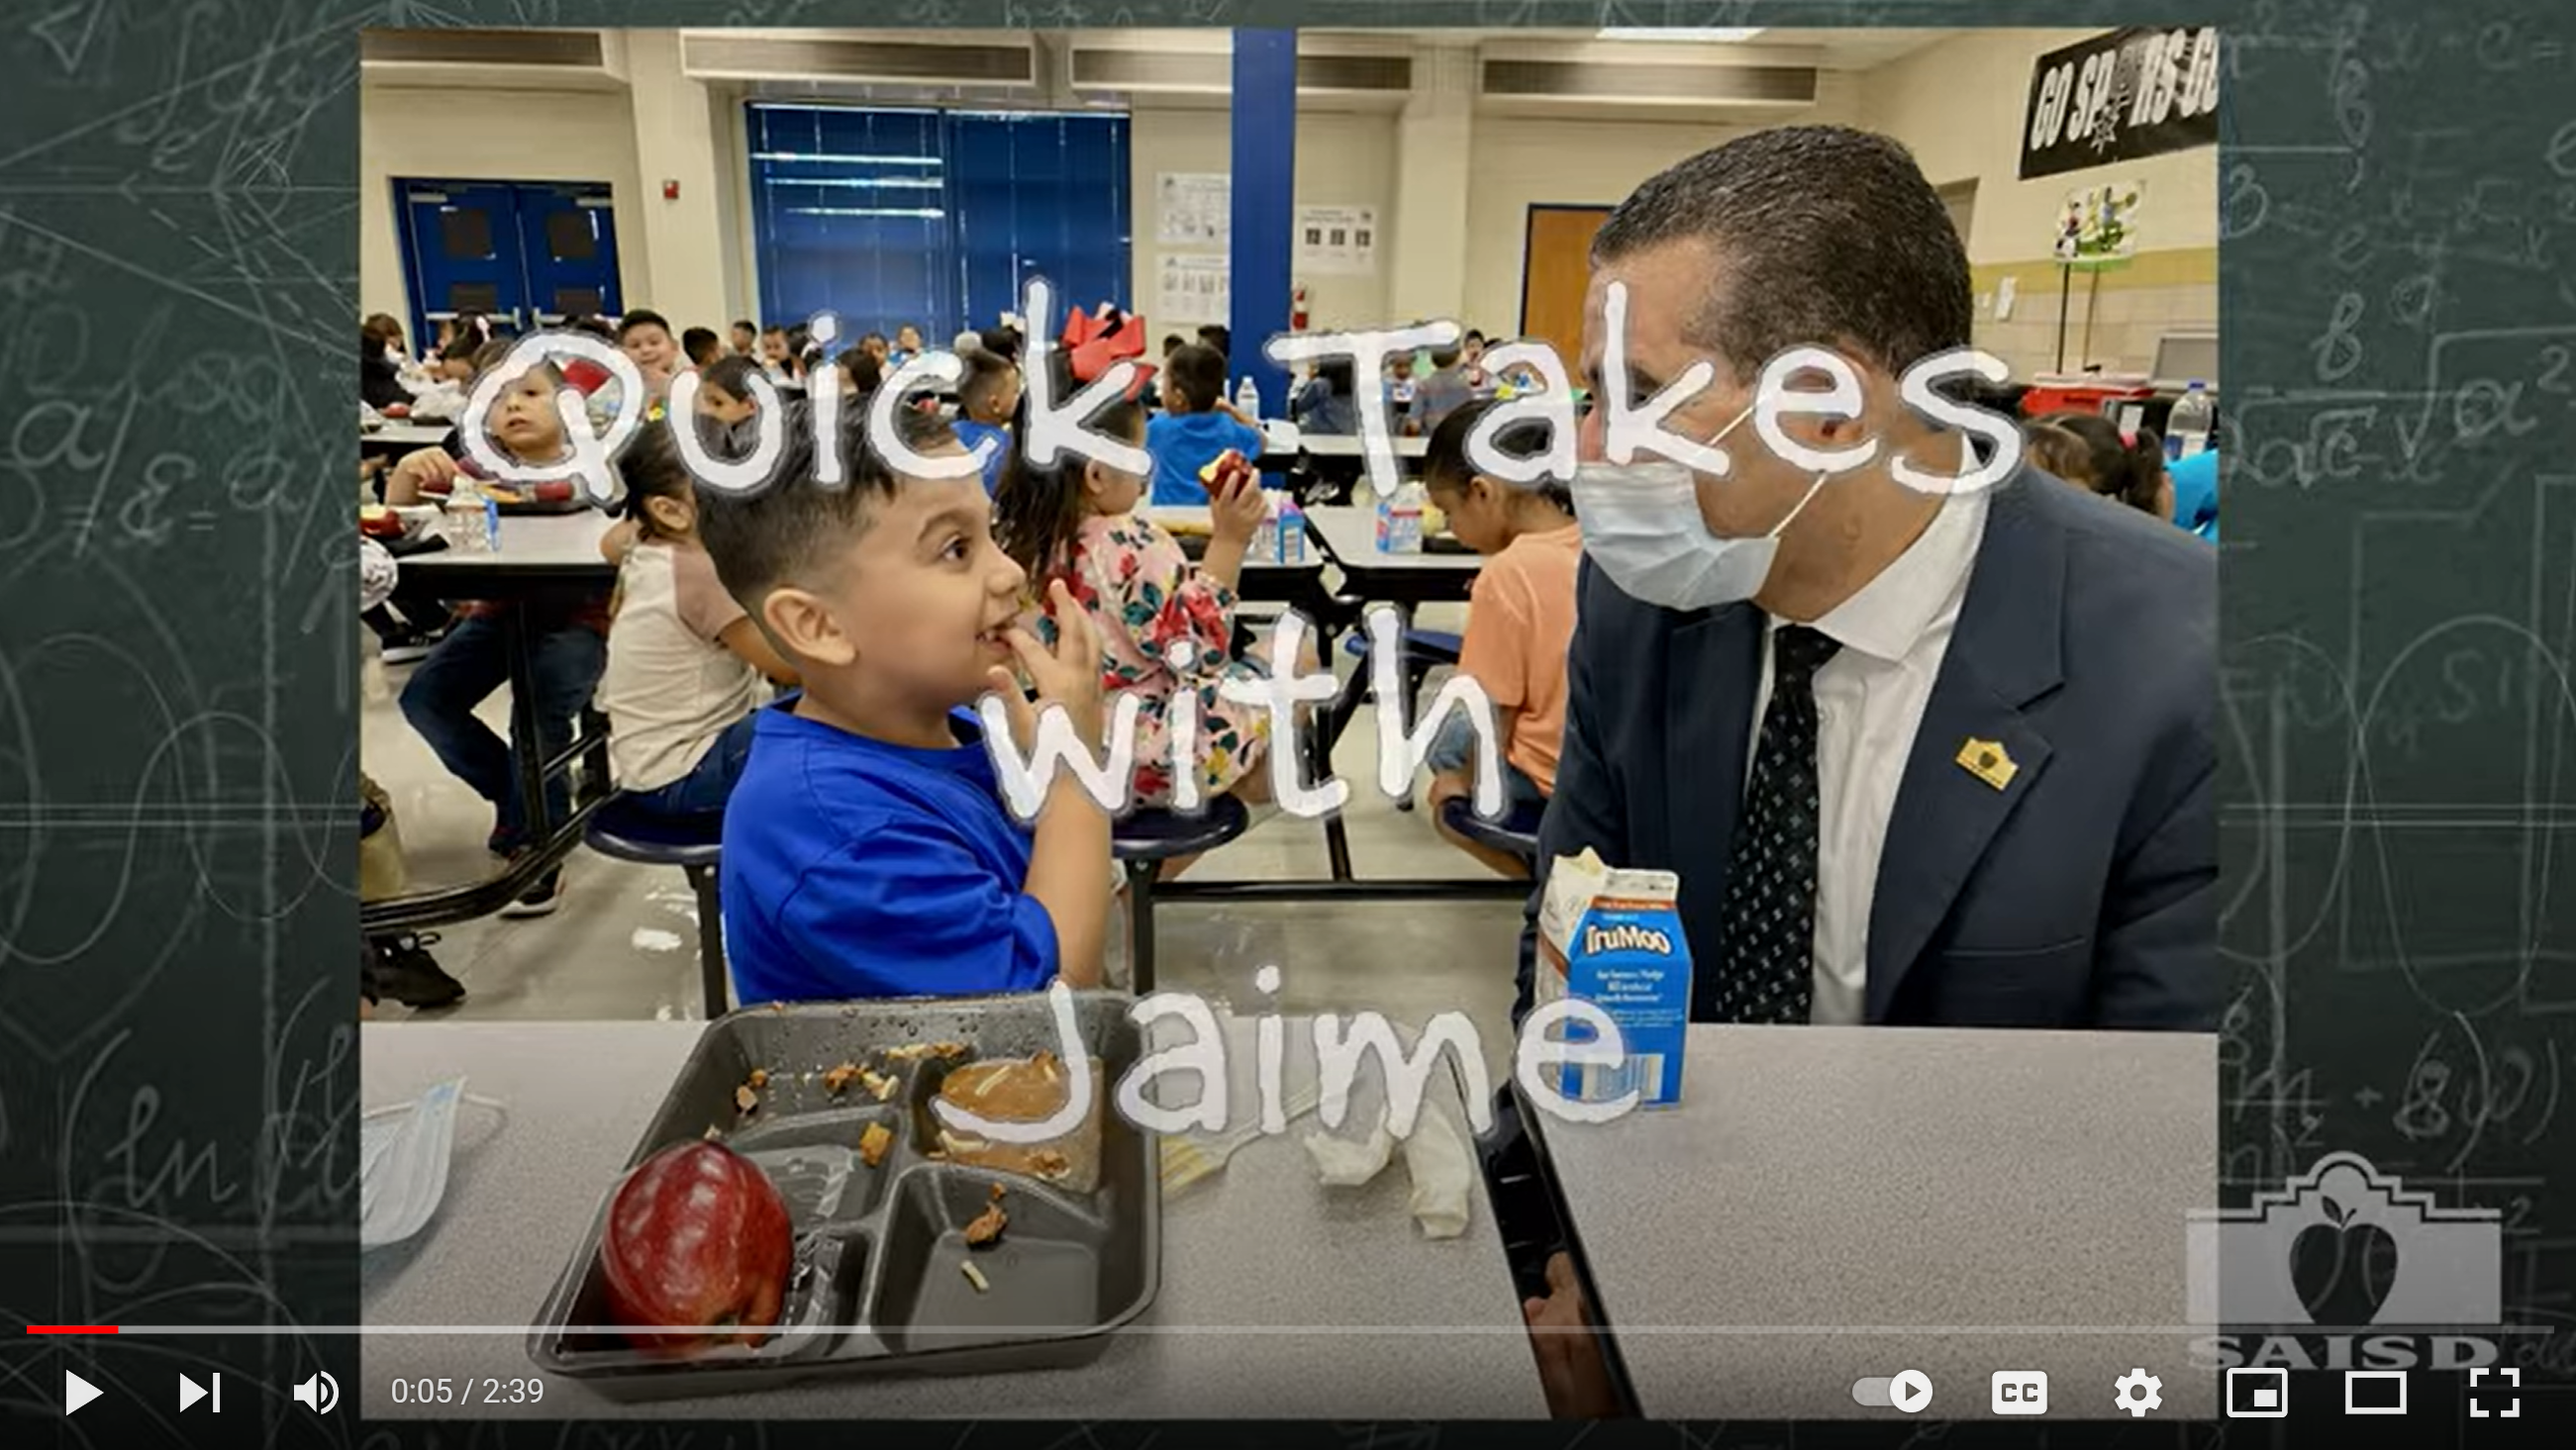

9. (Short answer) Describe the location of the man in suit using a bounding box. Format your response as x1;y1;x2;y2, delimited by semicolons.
1497;125;2219;1416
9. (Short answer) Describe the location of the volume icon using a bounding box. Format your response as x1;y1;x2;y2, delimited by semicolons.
292;1371;339;1413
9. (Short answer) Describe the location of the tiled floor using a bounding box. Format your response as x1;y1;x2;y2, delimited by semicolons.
359;601;1531;1085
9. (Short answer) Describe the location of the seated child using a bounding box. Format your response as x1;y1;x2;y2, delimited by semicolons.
695;353;765;432
2025;410;2174;520
681;326;724;370
951;349;1023;496
1418;398;1581;880
994;399;1275;829
381;348;613;916
1289;358;1359;435
595;421;799;826
731;319;760;358
618;309;681;404
694;404;1112;1003
1146;342;1263;506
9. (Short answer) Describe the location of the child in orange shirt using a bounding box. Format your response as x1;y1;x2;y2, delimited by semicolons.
1420;398;1581;878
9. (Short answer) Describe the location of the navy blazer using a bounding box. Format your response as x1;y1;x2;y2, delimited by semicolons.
1517;467;2221;1030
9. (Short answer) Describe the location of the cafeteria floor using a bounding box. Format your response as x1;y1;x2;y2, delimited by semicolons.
358;600;1525;1083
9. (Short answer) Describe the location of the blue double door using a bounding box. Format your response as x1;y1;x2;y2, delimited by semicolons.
396;179;623;346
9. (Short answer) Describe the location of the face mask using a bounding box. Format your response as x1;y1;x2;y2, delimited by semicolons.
1571;400;1831;611
359;1078;504;1249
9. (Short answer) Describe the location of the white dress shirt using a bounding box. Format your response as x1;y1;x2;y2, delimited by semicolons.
1743;485;1990;1024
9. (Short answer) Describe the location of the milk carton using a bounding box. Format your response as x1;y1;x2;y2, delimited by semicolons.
1535;849;1693;1107
1375;481;1425;553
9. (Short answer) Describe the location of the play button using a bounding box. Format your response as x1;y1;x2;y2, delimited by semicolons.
64;1370;103;1415
1891;1369;1934;1414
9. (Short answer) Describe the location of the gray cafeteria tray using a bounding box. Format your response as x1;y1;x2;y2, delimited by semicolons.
527;992;1158;1398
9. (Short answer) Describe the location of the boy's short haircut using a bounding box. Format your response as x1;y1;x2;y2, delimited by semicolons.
703;353;761;402
1163;342;1228;411
682;326;722;365
1195;324;1231;358
839;349;885;395
733;318;755;334
958;350;1019;415
1430;342;1463;369
618;309;672;341
1160;334;1186;356
695;401;960;616
762;325;788;339
468;337;564;385
1424;397;1572;512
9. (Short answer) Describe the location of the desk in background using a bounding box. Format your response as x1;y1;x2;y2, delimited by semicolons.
366;512;619;932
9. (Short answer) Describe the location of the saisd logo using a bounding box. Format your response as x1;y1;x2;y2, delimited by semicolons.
2291;1188;2399;1326
2188;1152;2502;1369
1580;920;1674;957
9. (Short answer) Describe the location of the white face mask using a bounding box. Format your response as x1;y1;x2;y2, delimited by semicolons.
1570;399;1831;612
359;1078;504;1249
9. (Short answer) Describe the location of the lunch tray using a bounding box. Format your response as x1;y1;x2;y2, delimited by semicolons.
527;993;1159;1398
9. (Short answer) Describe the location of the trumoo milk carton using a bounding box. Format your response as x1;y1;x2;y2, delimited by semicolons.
1535;848;1694;1107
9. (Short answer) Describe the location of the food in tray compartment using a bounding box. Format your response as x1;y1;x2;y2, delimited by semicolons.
746;1068;769;1090
960;1260;991;1294
858;1120;894;1169
887;1040;969;1063
963;1185;1009;1247
822;1062;861;1095
934;1049;1105;1193
600;1142;792;1356
734;1084;759;1114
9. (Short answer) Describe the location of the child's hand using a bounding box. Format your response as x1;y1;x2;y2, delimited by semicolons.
393;447;460;495
1210;468;1265;544
987;579;1104;751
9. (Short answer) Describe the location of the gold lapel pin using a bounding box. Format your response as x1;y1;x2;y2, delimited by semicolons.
1956;737;2019;790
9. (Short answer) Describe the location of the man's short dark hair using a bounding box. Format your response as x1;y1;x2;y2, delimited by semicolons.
1163;342;1228;411
617;309;672;341
1591;125;1971;381
702;353;761;402
695;401;960;611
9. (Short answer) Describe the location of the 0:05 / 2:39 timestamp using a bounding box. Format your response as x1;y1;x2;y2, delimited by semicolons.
387;1378;545;1404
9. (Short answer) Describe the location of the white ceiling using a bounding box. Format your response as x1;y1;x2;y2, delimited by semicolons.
1307;27;1957;72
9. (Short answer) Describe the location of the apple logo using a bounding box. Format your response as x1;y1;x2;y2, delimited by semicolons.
2291;1180;2399;1326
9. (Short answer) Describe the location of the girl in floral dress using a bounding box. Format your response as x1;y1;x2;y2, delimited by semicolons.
994;398;1276;821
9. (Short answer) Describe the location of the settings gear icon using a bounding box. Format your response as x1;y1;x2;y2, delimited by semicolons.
2114;1368;2163;1417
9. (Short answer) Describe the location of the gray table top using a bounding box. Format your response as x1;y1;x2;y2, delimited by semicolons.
362;1020;1544;1418
1532;1023;2218;1419
393;511;616;574
362;422;456;448
1293;433;1429;460
1305;506;1485;574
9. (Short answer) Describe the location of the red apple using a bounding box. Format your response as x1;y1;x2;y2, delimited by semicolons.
598;1141;793;1356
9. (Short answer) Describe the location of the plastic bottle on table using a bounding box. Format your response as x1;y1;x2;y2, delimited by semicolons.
1235;375;1261;419
2165;381;2215;460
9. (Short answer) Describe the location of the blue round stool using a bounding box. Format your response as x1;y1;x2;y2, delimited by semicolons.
584;794;730;1018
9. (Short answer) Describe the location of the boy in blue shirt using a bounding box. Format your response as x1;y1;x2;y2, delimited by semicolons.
694;405;1112;1003
950;350;1021;496
1146;342;1263;505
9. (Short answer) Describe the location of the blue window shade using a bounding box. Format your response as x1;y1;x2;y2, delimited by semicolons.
746;103;1130;345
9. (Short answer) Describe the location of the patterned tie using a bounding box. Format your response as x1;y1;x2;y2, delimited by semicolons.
1709;625;1842;1023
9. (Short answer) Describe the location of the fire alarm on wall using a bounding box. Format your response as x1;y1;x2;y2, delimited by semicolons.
662;179;679;200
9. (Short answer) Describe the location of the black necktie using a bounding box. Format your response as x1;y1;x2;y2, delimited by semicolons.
1710;625;1842;1023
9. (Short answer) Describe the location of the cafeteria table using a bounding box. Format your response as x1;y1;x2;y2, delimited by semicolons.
361;1020;1547;1419
1303;503;1483;608
1516;1024;2219;1419
361;421;458;459
363;511;620;932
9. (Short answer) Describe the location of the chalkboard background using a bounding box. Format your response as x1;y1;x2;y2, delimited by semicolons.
0;1;2568;1445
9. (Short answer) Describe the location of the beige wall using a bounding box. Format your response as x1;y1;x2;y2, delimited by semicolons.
1862;28;2219;377
1127;103;1399;337
359;83;646;336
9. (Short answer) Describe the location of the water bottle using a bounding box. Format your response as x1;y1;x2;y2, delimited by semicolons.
483;496;502;553
2166;381;2215;460
1235;375;1260;418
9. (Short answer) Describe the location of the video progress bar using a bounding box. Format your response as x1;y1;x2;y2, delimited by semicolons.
33;1324;2564;1336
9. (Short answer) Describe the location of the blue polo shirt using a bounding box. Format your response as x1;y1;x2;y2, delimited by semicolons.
1147;410;1264;505
951;419;1011;495
722;700;1059;1004
2166;447;2219;542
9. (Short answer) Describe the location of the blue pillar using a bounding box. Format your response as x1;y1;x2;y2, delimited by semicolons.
1229;29;1296;420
